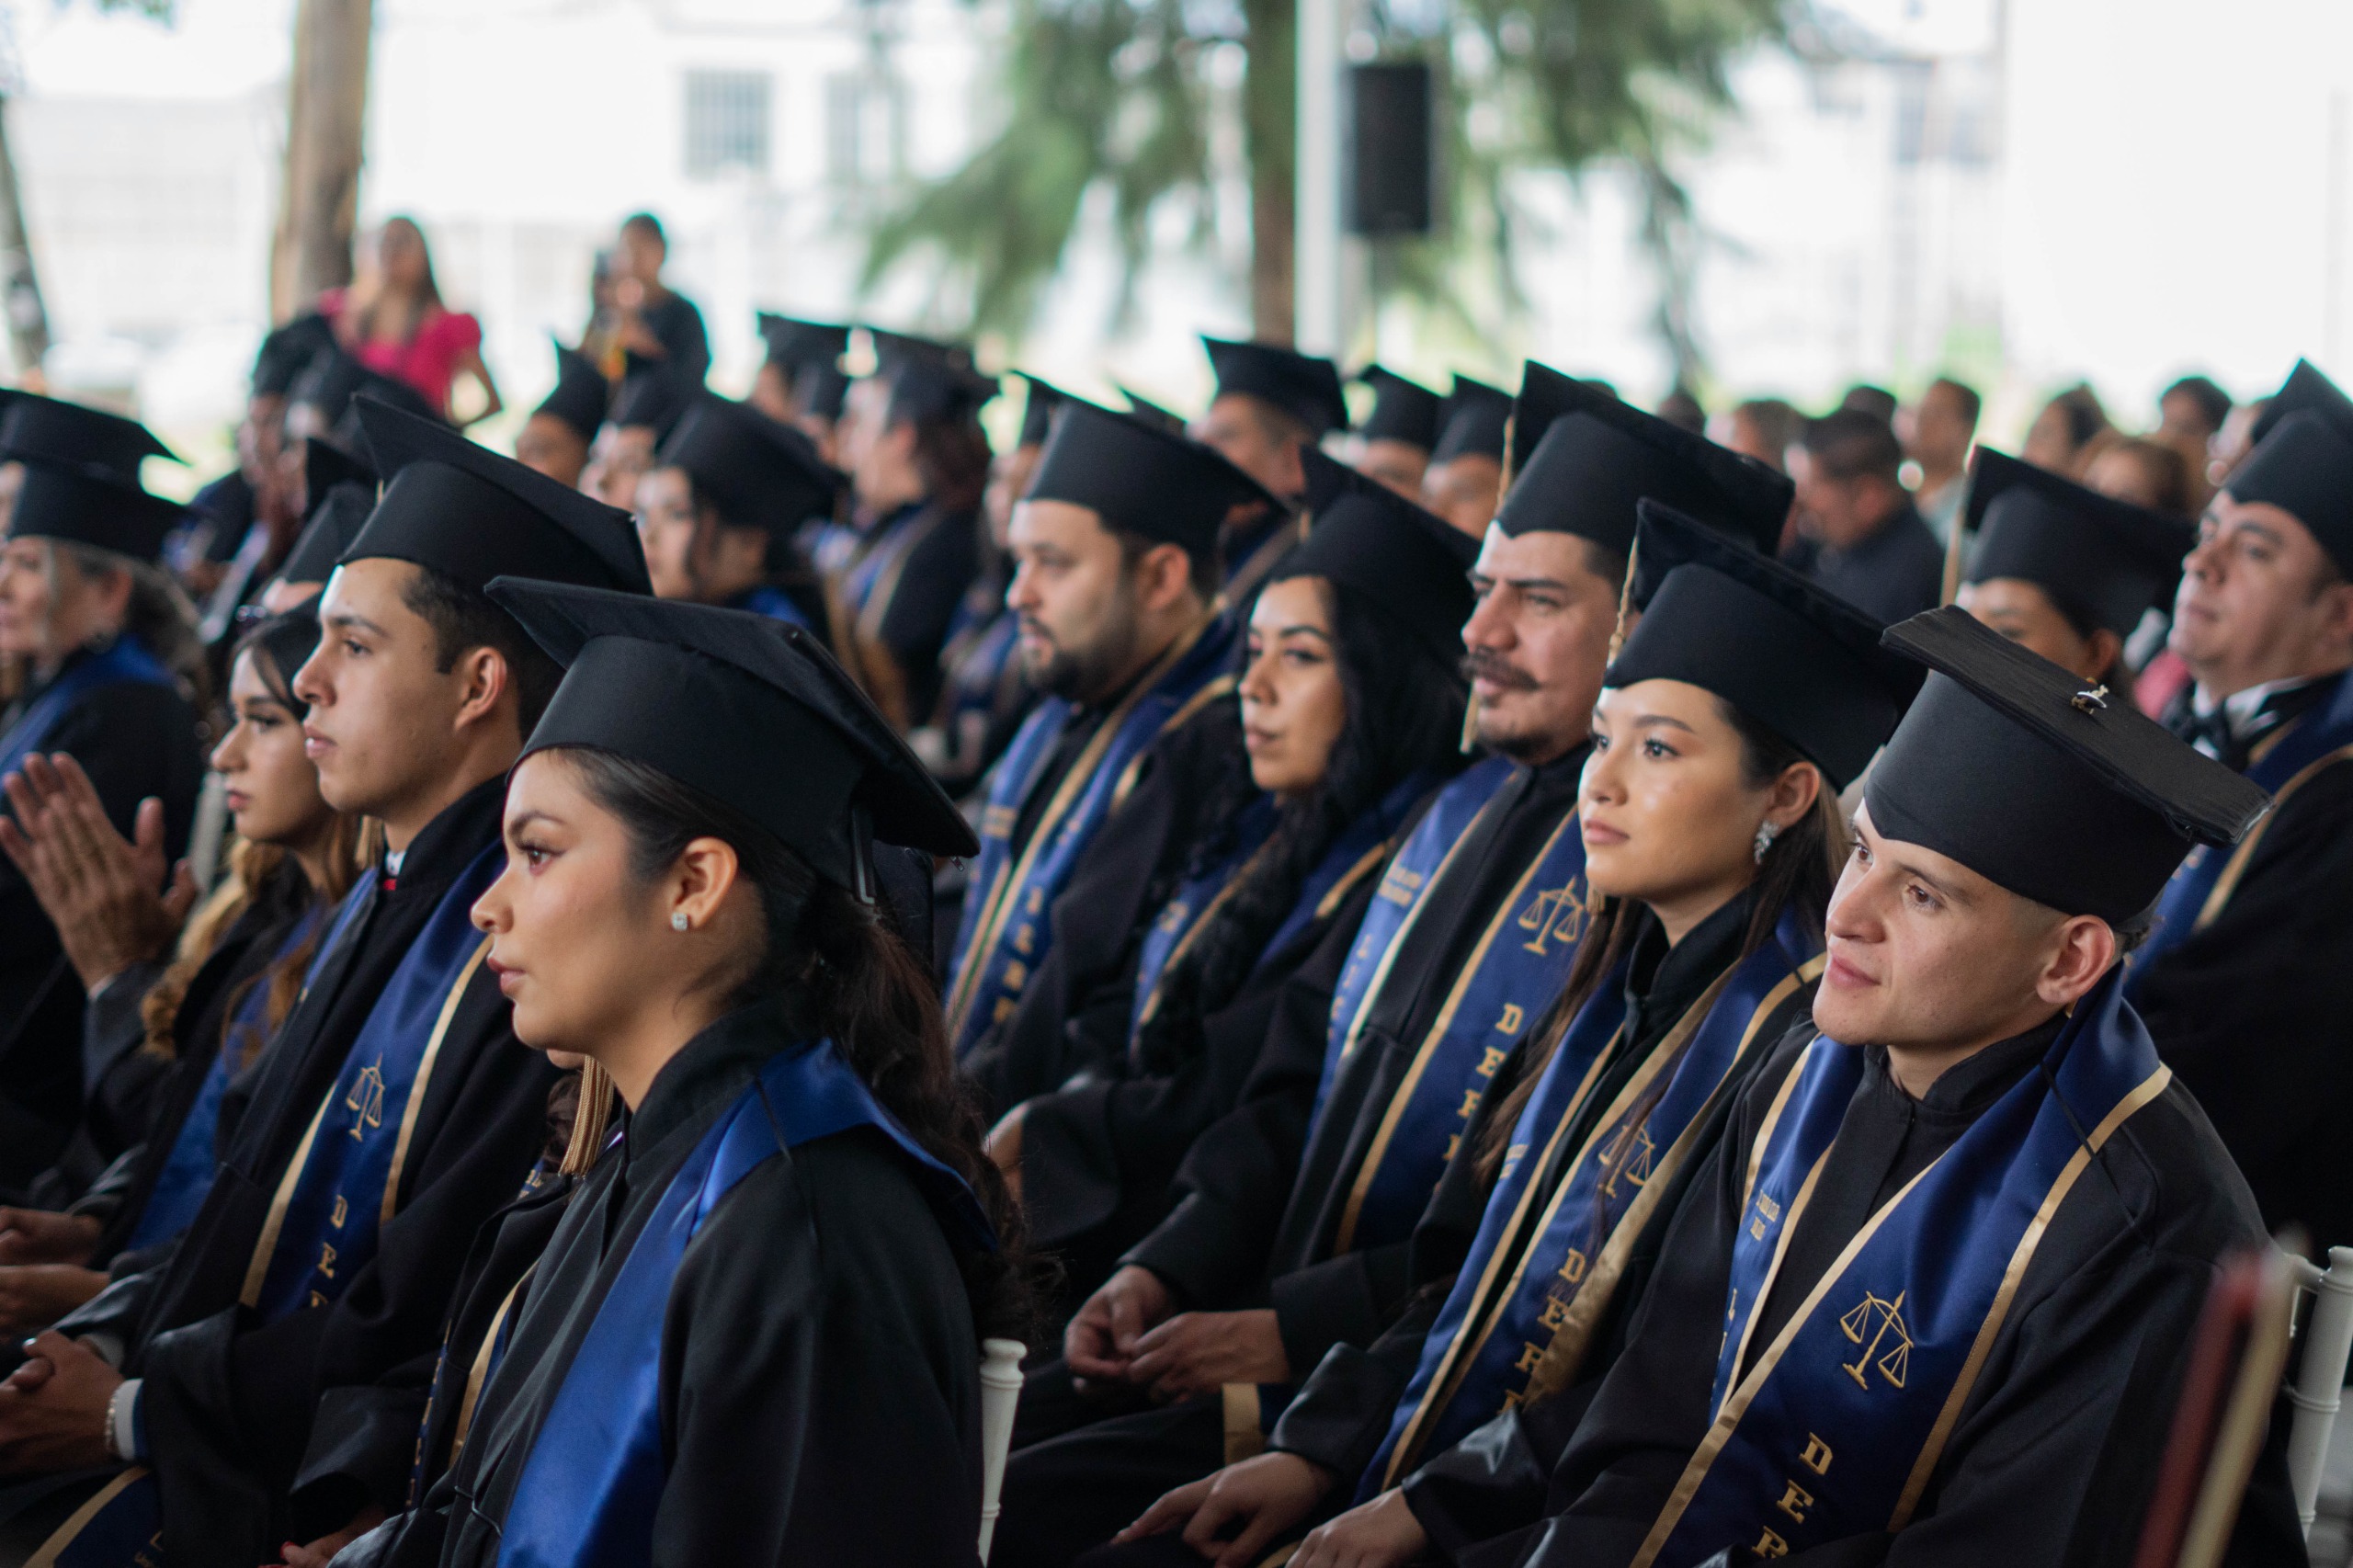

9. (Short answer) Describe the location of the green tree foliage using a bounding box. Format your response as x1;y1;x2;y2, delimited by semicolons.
862;0;1789;365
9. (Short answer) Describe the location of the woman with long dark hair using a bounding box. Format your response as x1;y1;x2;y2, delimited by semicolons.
831;335;992;727
329;217;502;425
983;472;1477;1303
335;583;1024;1566
0;607;360;1329
632;395;840;636
1107;501;1920;1568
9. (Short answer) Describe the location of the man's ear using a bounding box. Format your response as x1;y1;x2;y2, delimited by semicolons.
449;644;513;734
2036;913;2120;1008
1135;541;1198;615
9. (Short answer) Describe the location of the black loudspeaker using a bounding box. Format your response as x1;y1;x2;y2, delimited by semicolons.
1345;61;1434;237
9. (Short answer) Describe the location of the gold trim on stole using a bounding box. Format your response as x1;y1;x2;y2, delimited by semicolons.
449;1270;530;1463
27;1466;153;1568
1332;808;1583;1255
1630;1062;2172;1567
240;937;494;1310
2193;740;2353;931
943;613;1222;1041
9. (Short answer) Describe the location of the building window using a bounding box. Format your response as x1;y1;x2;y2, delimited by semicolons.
686;71;772;179
826;72;903;184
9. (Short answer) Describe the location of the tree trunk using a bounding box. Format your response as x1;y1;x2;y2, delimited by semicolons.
1241;0;1295;344
271;0;373;323
0;98;51;381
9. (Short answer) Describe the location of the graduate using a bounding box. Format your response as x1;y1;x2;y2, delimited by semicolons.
943;399;1268;1064
1195;337;1347;594
0;398;652;1567
830;332;995;727
333;580;1016;1566
918;372;1062;796
1332;607;2293;1568
2131;358;2353;1253
1954;448;2190;696
1422;376;1514;540
1350;366;1444;501
747;312;851;434
633;392;839;633
580;354;696;512
512;341;608;490
1113;500;1919;1566
0;607;362;1324
984;453;1476;1304
257;441;381;614
987;365;1793;1568
0;415;209;1192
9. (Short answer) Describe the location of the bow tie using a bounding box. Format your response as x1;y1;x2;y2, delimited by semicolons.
2172;704;2236;760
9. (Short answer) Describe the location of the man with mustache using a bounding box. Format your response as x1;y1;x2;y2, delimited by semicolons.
943;399;1274;1066
988;364;1793;1568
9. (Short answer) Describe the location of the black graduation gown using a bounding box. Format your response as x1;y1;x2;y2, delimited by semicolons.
341;1002;985;1568
964;700;1246;1115
0;661;205;1188
1266;894;1809;1498
857;500;983;724
29;858;319;1231
2137;676;2353;1253
54;779;557;1564
1405;1020;2304;1568
637;290;710;384
1126;746;1590;1367
1789;503;1944;628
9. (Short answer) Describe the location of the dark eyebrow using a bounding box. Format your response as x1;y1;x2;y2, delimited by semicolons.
323;608;388;638
1627;713;1699;735
505;808;561;835
1882;846;1971;902
1257;622;1334;642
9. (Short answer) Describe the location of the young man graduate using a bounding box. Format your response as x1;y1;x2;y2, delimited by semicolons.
1195;337;1347;596
0;397;654;1568
985;363;1792;1568
2131;358;2353;1253
1351;608;2292;1568
944;398;1271;1065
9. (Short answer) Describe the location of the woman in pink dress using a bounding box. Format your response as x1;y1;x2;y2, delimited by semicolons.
326;216;503;425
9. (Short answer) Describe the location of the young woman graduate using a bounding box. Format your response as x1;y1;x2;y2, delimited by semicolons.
0;422;210;1191
1098;498;1922;1568
632;393;841;634
0;607;360;1326
335;582;1026;1568
983;457;1477;1306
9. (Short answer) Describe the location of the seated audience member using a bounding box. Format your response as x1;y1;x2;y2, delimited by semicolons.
512;341;608;490
580;353;697;513
2020;381;2111;478
1897;376;1980;545
1196;338;1347;593
1420;376;1513;540
1349;366;1443;501
1787;409;1944;624
634;394;839;632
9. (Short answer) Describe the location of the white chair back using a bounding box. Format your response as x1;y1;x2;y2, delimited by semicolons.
977;1337;1026;1563
2287;1245;2353;1537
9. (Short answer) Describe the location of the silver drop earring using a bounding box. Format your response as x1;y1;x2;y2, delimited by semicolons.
1753;822;1779;864
671;912;689;932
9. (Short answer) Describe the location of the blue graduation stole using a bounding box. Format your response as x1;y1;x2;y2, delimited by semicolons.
1361;912;1824;1496
940;608;1018;719
241;842;504;1323
0;636;175;778
1313;756;1591;1255
1633;970;2170;1568
492;1039;991;1568
2127;667;2353;990
29;1468;163;1567
1127;796;1277;1045
729;584;811;631
943;614;1237;1058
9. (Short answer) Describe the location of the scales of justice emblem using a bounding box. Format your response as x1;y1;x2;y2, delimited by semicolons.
346;1054;388;1141
1837;1289;1912;1391
1518;877;1588;957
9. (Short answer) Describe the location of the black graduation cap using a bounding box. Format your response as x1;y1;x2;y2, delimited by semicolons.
1495;360;1790;557
2225;358;2353;577
5;458;188;562
1866;606;2272;924
791;360;851;423
1203;336;1348;437
488;578;977;892
885;356;997;428
1277;451;1478;661
1120;387;1188;437
1354;365;1442;450
608;353;697;440
866;325;973;375
276;483;374;587
1610;499;1922;789
304;435;377;506
658;395;844;537
1962;449;2193;638
1430;375;1511;464
1298;443;1374;518
252;313;336;399
1015;374;1065;449
757;313;851;376
1029;396;1279;557
0;392;179;486
534;341;610;446
345;396;652;596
